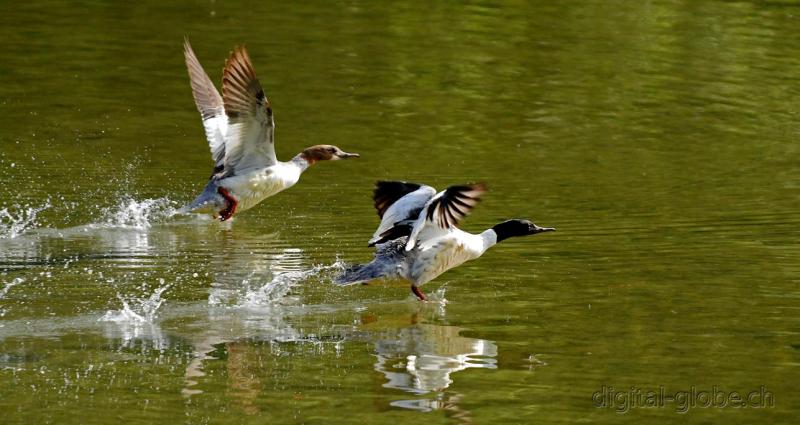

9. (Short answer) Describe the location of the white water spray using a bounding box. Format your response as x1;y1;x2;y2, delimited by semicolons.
101;197;178;229
0;202;50;238
99;278;171;324
242;260;347;307
0;277;25;318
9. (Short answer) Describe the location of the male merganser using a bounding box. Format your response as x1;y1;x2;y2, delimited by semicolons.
335;181;554;300
180;41;359;221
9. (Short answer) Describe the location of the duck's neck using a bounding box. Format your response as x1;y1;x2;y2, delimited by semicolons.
478;229;499;255
290;154;313;173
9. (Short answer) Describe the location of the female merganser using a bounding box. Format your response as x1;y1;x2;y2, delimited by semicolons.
180;41;359;221
335;181;554;300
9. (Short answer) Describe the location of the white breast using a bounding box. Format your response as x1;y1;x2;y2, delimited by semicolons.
406;230;486;286
223;162;302;212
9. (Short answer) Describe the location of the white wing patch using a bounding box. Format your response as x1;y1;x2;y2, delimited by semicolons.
201;115;228;168
183;40;228;168
370;185;436;246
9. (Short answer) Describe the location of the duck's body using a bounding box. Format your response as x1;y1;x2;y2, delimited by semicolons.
180;41;358;220
404;228;496;285
336;181;554;300
217;159;305;212
363;228;494;286
185;155;308;216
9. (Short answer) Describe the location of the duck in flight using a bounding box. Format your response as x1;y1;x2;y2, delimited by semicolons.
180;41;359;221
335;181;554;300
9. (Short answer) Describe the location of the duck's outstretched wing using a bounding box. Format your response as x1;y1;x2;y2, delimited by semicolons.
184;39;227;172
405;183;487;251
220;46;277;176
368;181;437;246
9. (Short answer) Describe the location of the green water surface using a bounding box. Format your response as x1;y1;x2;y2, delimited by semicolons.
0;1;799;424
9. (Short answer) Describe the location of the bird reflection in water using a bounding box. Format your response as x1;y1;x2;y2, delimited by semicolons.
363;312;497;417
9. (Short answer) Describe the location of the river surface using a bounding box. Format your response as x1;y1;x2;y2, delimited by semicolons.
0;1;798;423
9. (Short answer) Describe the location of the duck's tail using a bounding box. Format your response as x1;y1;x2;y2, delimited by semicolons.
333;262;389;286
177;181;223;215
334;238;407;285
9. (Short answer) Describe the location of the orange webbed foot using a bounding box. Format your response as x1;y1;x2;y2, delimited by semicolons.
411;285;427;301
217;187;238;221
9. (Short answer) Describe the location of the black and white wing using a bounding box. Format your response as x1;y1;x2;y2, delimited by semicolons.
405;183;487;251
368;181;437;246
220;46;277;176
184;39;227;172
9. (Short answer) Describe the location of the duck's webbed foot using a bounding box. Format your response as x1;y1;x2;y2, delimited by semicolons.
411;285;427;301
217;187;238;221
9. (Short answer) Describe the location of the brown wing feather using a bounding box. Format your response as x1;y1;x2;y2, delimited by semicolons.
183;39;224;120
219;45;277;175
222;46;270;121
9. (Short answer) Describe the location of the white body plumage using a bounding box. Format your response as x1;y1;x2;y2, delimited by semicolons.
401;228;497;286
219;160;306;212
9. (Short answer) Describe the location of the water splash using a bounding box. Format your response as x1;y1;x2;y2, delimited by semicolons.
242;267;321;306
242;260;346;307
0;277;24;299
0;277;25;318
99;278;171;324
427;286;448;305
99;278;170;350
100;196;178;229
0;201;50;238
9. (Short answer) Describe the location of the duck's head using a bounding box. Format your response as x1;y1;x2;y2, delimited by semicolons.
301;145;360;165
492;219;555;242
